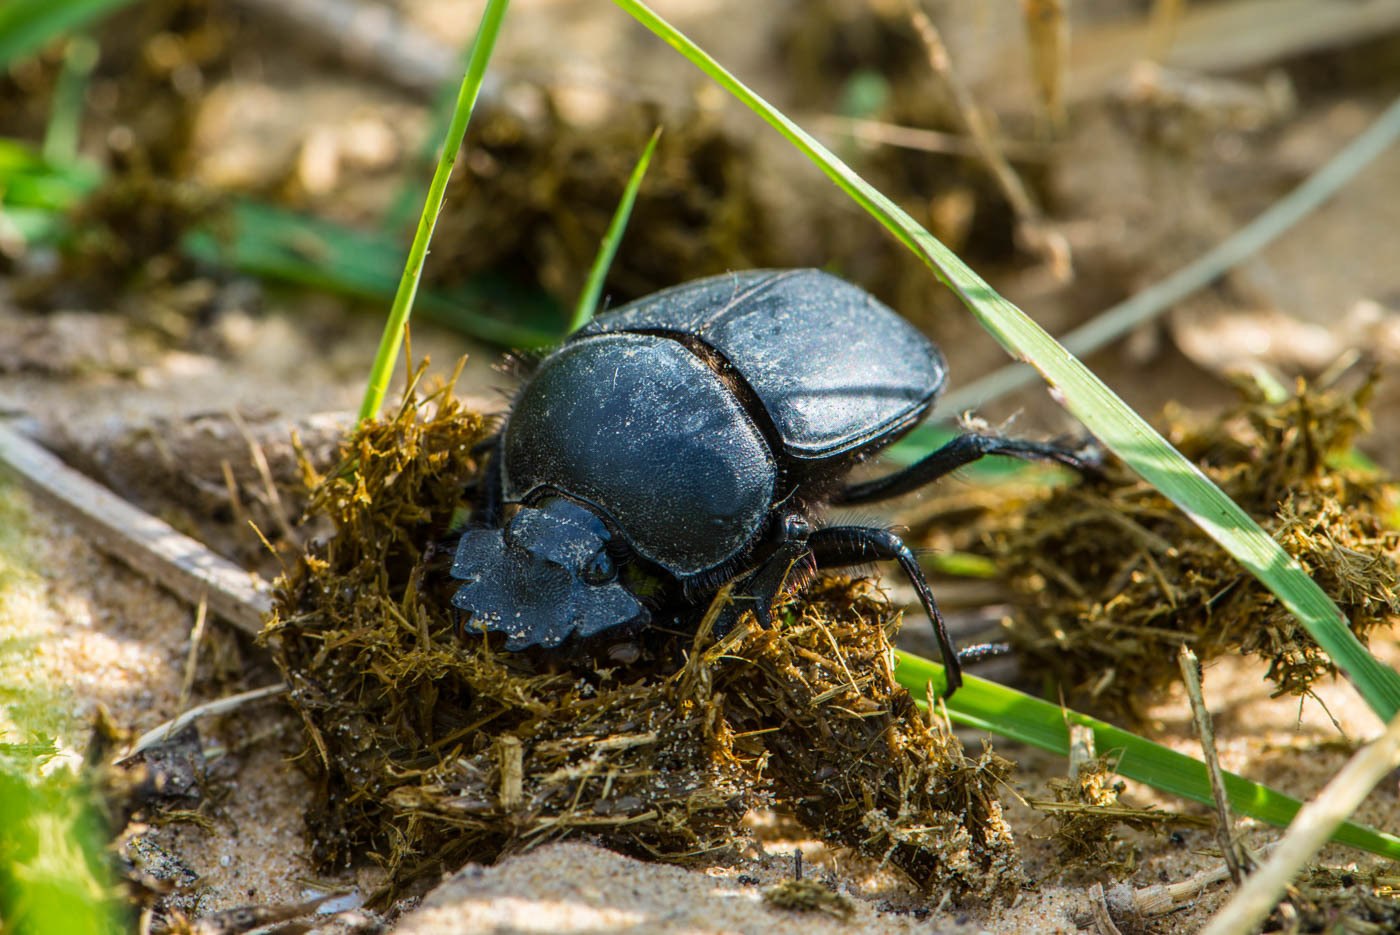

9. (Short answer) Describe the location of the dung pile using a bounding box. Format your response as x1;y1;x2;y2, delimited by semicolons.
1030;750;1198;881
262;365;1021;904
989;377;1400;716
423;92;781;308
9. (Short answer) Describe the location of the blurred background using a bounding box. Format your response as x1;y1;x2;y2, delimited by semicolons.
3;1;1397;455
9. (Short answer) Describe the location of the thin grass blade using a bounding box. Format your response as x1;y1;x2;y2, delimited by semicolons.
0;0;132;69
611;0;1400;721
384;42;487;233
41;35;98;163
895;650;1400;862
358;0;511;422
569;126;661;333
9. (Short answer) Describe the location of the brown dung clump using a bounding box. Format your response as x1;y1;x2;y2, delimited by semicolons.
989;377;1400;717
1038;754;1139;877
1029;751;1199;880
262;365;1021;904
424;93;781;308
763;878;856;921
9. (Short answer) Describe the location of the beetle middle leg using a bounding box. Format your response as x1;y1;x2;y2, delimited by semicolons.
836;432;1099;505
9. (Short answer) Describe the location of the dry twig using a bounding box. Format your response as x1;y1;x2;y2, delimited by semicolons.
902;0;1072;279
178;598;209;711
118;684;288;764
1021;0;1069;134
0;423;271;634
1178;646;1245;884
1087;882;1125;935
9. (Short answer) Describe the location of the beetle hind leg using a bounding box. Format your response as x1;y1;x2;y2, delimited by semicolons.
807;525;963;696
836;431;1100;505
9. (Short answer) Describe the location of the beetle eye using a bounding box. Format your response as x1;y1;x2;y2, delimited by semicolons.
582;552;616;585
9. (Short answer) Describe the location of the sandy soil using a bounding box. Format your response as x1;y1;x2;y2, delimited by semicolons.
6;469;1400;933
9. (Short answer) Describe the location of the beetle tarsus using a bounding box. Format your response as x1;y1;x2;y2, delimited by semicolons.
741;533;811;629
956;641;1012;665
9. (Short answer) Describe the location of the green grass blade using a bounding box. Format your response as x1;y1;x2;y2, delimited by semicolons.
611;0;1400;721
358;0;511;422
42;34;98;164
0;0;132;69
569;126;661;333
0;139;563;346
185;200;561;348
895;650;1400;861
383;44;480;233
0;149;101;211
0;141;100;250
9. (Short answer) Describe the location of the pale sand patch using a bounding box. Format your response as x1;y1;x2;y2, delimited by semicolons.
0;480;368;918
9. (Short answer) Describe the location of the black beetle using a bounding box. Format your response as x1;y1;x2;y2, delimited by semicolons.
451;269;1095;694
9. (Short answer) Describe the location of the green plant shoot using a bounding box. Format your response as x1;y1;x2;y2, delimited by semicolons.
569;126;662;333
358;0;511;423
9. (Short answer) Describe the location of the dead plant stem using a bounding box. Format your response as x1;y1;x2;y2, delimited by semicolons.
902;0;1071;278
1201;711;1400;935
1178;645;1245;884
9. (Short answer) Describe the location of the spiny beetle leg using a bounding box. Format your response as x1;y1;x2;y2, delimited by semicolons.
837;432;1100;506
807;525;962;697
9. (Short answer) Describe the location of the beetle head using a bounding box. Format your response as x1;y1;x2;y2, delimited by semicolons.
451;497;649;649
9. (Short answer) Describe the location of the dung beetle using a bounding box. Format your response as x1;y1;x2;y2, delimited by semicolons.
451;269;1096;695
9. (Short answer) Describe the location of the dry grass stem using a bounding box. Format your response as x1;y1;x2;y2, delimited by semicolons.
1201;711;1400;935
1021;0;1069;134
902;0;1071;278
118;684;288;764
1178;645;1244;884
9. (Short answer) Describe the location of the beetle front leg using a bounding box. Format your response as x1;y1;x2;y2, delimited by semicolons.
836;432;1100;505
807;525;962;696
471;436;506;526
724;513;814;631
